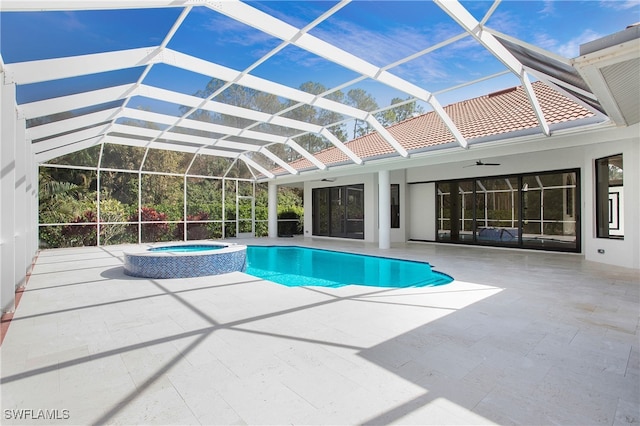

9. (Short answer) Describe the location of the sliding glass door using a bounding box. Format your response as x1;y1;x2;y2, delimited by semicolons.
313;184;364;239
312;188;330;236
345;185;364;239
436;180;474;242
436;169;579;252
476;177;519;246
330;187;345;236
521;172;578;250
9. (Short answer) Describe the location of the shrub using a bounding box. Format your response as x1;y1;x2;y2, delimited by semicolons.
61;210;97;246
98;198;128;245
174;212;211;240
129;207;170;243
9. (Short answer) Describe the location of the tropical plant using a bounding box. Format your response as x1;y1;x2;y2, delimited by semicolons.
130;207;170;243
98;198;128;245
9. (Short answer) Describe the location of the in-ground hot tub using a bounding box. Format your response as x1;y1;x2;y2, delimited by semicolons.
123;242;247;279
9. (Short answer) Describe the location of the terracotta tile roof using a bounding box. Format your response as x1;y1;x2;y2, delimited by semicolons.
274;81;596;174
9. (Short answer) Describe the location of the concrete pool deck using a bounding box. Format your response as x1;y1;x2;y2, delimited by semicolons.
1;238;638;425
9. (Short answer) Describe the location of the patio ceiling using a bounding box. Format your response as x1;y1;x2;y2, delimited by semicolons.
0;1;615;180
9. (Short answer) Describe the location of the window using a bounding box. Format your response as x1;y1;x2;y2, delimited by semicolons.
596;154;623;239
391;184;400;228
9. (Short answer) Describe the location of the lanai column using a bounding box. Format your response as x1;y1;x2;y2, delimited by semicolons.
1;81;17;313
14;114;27;299
268;181;278;238
27;136;38;271
0;79;36;314
378;170;391;249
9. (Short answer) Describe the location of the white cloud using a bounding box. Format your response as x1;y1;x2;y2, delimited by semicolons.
202;16;275;48
483;10;522;37
555;29;604;57
533;33;560;52
538;0;556;15
58;12;86;31
599;0;640;11
305;16;490;86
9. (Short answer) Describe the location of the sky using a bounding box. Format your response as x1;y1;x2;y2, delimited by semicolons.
2;1;639;115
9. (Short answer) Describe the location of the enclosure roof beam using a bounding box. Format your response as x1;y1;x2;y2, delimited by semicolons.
105;134;242;159
365;114;408;157
259;147;299;175
435;0;550;136
319;128;362;165
239;154;274;179
120;108;290;145
0;0;196;11
35;136;104;163
9;46;367;167
21;90;332;172
96;6;193;151
19;82;324;138
6;46;372;122
210;0;468;150
26;107;121;140
138;84;324;134
285;139;327;171
110;123;262;152
5;47;162;85
18;84;136;120
32;124;111;155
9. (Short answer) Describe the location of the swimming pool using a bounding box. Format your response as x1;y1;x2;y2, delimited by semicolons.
246;246;452;288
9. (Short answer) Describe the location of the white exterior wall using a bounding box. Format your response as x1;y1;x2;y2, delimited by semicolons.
405;123;640;269
298;124;638;269
581;136;639;268
408;182;435;241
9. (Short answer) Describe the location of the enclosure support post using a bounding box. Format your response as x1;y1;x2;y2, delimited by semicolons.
378;170;391;249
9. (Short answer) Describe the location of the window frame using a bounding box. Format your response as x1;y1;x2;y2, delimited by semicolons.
391;184;400;229
595;154;624;240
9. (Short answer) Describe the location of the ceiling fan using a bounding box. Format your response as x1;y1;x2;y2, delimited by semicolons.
464;160;501;168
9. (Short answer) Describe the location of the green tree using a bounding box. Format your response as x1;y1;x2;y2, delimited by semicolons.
346;88;378;138
376;97;424;127
274;82;348;162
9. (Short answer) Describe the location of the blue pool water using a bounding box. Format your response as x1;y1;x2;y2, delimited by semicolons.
246;246;452;288
149;245;224;253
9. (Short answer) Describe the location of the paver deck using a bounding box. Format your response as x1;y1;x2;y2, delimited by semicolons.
1;238;638;425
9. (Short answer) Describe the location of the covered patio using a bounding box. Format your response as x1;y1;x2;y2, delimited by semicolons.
2;239;638;424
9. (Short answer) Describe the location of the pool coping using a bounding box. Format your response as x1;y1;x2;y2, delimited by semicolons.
123;241;245;257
